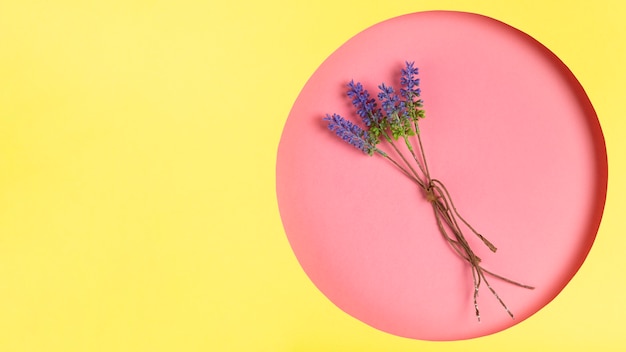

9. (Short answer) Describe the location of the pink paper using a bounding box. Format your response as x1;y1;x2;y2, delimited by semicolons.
276;11;607;340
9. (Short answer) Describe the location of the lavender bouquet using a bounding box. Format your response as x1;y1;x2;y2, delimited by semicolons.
323;61;533;321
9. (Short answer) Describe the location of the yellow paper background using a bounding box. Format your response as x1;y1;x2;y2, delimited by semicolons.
0;0;624;350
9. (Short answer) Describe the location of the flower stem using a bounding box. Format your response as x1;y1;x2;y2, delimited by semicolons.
418;177;533;320
382;131;423;183
415;128;432;181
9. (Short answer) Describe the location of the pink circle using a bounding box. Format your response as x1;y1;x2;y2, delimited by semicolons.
276;11;607;340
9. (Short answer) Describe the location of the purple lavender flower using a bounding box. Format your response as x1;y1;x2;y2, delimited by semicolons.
321;62;533;323
377;83;405;122
323;113;375;155
346;80;382;127
378;82;413;139
400;61;422;101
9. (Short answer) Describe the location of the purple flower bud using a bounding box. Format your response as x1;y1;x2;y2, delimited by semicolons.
400;61;421;101
346;80;382;127
323;113;375;155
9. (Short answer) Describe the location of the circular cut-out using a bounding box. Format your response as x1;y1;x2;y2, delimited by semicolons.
276;11;607;340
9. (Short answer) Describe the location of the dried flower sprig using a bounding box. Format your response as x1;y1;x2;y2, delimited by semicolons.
323;61;534;322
